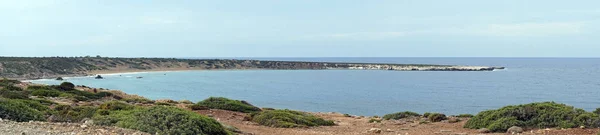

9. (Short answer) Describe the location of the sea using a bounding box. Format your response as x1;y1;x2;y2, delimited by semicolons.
29;57;600;116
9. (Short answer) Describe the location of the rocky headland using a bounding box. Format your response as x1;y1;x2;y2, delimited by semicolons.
0;57;504;80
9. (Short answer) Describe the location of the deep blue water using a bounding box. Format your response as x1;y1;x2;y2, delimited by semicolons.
30;58;600;116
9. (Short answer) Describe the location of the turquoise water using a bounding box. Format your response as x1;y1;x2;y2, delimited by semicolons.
30;58;600;116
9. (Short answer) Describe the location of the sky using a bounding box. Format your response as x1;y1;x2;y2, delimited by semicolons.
0;0;599;57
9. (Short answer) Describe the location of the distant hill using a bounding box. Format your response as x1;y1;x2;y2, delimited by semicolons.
0;57;501;79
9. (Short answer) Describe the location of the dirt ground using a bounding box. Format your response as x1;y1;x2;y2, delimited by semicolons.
196;109;600;135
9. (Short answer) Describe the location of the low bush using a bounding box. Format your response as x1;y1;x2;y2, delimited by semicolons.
58;82;75;90
99;101;134;111
121;98;154;104
189;104;209;110
423;112;432;118
11;99;51;113
0;98;46;122
0;79;20;87
2;85;23;91
31;89;62;97
95;92;115;98
456;114;474;118
179;100;194;104
59;93;89;102
383;111;421;120
27;85;54;90
464;102;600;132
0;89;29;99
50;105;98;122
95;106;230;135
262;107;275;111
427;113;447;122
196;97;261;113
250;109;335;128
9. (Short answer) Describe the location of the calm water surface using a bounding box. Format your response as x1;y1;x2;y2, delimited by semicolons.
30;58;600;116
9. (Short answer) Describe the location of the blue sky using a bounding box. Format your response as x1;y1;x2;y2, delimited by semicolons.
0;0;599;57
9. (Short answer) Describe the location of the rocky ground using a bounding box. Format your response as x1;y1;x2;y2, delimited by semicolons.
0;118;148;135
196;109;600;135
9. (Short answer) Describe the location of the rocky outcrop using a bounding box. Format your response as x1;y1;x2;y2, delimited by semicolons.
0;57;504;79
507;126;524;134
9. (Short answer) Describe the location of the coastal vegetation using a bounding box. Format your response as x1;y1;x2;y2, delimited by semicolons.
0;80;233;134
426;113;447;122
0;98;46;122
464;102;600;132
455;114;474;118
94;106;230;135
249;109;336;128
196;97;261;113
382;111;421;120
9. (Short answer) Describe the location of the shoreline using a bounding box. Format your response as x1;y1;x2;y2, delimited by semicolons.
1;57;504;81
20;66;504;81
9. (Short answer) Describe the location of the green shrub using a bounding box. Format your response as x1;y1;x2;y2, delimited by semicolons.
31;90;62;97
95;92;114;98
456;114;474;118
343;114;351;117
382;111;421;120
59;93;89;102
189;104;209;110
11;99;51;113
99;101;134;111
59;82;75;90
179;100;194;104
0;79;20;87
2;85;23;91
250;109;335;128
594;108;600;115
27;85;54;90
63;90;96;99
423;112;432;118
487;117;524;132
196;97;261;113
50;105;98;122
122;98;154;104
0;90;29;99
96;106;229;135
427;113;447;122
262;107;275;111
0;98;45;122
464;102;600;132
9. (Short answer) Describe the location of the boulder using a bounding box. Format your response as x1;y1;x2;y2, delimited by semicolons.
477;128;490;133
368;128;382;134
507;126;523;134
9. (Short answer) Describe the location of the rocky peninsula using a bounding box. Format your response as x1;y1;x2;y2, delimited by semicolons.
0;57;504;80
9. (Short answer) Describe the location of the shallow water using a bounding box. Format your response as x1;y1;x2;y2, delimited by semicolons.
30;58;600;116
